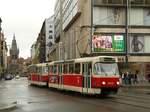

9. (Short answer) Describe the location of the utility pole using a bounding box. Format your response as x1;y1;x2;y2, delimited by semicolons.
125;0;129;63
0;17;2;32
0;18;2;66
0;18;2;79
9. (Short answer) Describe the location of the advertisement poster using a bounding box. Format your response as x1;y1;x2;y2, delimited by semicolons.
113;35;125;52
130;36;144;53
92;34;125;53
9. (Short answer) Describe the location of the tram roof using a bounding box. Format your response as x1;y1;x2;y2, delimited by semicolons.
31;56;117;66
35;63;48;67
47;60;74;65
74;56;116;63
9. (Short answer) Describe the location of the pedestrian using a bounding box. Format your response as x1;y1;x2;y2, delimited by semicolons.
124;72;128;85
133;71;138;84
131;73;134;85
128;72;132;85
121;73;125;84
147;74;150;83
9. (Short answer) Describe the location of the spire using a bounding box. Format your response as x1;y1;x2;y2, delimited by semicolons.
13;34;15;40
10;34;19;60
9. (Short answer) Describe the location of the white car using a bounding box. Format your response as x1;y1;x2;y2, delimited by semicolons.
15;75;20;79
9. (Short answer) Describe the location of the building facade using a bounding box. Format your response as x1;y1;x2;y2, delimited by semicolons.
91;0;150;80
31;20;47;64
54;0;66;60
53;0;150;80
10;35;19;64
31;42;36;60
8;35;19;75
62;0;92;59
45;16;55;62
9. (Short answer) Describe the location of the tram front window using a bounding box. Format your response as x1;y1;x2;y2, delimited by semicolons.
94;63;119;76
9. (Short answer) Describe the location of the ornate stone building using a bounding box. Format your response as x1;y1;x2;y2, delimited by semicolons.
10;35;19;64
8;35;19;75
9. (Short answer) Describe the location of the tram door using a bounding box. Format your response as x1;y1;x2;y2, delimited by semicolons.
58;64;63;89
83;62;92;93
40;67;43;82
38;67;42;84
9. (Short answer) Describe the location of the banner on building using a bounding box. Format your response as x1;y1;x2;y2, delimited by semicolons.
92;34;125;53
130;36;144;53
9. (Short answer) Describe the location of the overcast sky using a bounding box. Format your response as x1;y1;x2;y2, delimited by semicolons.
0;0;56;59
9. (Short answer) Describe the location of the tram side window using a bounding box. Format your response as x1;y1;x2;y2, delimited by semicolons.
75;63;80;74
43;66;48;74
53;65;57;74
31;66;36;73
50;66;53;73
88;63;92;75
38;67;42;74
69;64;74;73
63;64;68;74
58;65;62;74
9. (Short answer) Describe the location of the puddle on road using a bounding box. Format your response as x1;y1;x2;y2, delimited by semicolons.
17;99;38;106
17;100;30;105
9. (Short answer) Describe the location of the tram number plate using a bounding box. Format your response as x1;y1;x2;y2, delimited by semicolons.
108;82;114;85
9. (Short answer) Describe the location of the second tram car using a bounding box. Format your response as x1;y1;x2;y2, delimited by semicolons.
28;63;49;86
28;56;120;95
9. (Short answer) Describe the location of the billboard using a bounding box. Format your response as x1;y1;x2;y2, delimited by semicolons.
130;36;144;53
92;34;125;53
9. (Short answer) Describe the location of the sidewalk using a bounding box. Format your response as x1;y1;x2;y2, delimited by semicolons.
0;101;17;110
119;81;150;94
121;81;150;89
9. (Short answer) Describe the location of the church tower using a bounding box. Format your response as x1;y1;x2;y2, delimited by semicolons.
10;34;19;64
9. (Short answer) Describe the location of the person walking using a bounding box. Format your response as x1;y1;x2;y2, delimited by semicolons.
124;72;128;85
128;72;132;85
148;74;150;83
133;71;138;84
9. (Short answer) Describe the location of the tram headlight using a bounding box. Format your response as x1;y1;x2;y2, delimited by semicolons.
102;81;106;85
116;81;120;85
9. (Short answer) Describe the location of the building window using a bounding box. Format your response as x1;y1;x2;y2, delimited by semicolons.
107;0;122;4
130;0;143;4
50;25;53;28
93;7;125;25
49;30;53;33
129;8;150;26
49;35;53;39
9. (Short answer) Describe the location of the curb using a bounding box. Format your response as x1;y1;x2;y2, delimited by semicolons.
0;101;17;110
120;84;150;89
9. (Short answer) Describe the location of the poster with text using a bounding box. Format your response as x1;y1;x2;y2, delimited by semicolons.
92;34;125;53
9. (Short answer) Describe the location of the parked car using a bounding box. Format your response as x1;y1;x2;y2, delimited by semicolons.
4;74;13;80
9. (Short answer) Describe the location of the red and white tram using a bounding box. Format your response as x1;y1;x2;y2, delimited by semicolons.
28;56;120;95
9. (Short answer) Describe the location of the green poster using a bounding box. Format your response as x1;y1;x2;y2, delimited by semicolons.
112;35;125;52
